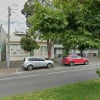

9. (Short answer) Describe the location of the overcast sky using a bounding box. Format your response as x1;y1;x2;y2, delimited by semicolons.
0;0;27;33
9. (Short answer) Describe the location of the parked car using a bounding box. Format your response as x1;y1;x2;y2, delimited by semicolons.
63;55;89;66
23;57;54;71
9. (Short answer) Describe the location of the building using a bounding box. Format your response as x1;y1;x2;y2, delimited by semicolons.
7;31;99;61
9;31;54;61
54;44;63;57
0;25;7;61
54;44;99;57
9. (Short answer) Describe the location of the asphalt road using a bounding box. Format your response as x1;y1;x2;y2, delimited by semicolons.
0;62;99;98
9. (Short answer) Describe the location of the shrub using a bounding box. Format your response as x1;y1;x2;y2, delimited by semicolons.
96;69;100;78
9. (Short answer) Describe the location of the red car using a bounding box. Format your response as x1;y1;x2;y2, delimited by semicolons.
63;55;89;66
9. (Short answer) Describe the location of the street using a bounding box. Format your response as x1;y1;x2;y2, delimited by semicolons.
0;0;100;99
0;61;100;98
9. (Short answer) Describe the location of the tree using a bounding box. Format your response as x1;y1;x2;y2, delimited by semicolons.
59;0;100;56
22;0;47;18
85;0;100;38
77;0;100;56
22;0;67;59
20;34;39;56
22;0;100;58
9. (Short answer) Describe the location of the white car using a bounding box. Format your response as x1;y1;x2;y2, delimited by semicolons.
22;57;54;71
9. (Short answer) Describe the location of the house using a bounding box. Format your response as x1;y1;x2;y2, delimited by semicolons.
54;44;99;57
0;25;7;61
54;44;63;57
7;31;99;61
9;31;54;61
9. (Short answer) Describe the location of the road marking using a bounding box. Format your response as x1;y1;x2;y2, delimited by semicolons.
0;66;99;81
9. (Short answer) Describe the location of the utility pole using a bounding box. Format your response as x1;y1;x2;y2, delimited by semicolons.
0;24;2;61
7;7;11;68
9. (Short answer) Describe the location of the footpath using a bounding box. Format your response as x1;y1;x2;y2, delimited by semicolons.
0;68;22;75
0;61;22;75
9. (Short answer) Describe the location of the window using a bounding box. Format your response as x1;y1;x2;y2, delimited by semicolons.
71;56;81;59
28;58;36;61
10;44;28;57
41;46;47;55
37;58;45;61
77;56;82;59
28;58;45;61
71;56;77;58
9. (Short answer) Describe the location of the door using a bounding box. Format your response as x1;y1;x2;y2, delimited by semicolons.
28;58;40;67
37;58;47;67
76;56;84;64
71;56;79;64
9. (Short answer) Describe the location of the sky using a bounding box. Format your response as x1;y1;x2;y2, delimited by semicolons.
0;0;27;33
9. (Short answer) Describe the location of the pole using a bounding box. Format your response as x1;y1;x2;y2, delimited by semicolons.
7;7;11;68
0;24;2;61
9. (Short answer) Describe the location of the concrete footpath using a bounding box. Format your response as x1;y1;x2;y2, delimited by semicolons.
0;68;23;75
0;61;23;75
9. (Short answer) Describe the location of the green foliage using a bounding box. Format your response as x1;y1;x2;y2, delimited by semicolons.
39;12;67;34
60;0;100;56
22;0;68;59
22;0;100;57
96;69;100;78
85;0;100;38
20;35;39;52
27;2;67;36
21;0;35;18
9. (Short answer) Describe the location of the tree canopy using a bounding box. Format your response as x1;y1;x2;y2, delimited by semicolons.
22;0;100;58
59;0;100;56
20;34;39;53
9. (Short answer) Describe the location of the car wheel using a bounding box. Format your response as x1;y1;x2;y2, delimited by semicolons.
27;65;33;71
70;62;74;66
84;61;89;65
47;63;53;68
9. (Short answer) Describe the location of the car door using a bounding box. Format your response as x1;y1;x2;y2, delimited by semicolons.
76;56;84;64
71;56;79;64
37;58;47;67
28;58;39;67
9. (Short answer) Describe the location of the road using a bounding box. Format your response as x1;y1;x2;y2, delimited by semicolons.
0;62;100;98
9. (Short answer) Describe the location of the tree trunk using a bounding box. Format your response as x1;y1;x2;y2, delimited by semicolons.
80;50;83;57
47;39;53;60
30;50;34;56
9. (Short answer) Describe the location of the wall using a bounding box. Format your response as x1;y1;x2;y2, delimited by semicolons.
9;42;54;61
9;32;55;61
0;27;7;61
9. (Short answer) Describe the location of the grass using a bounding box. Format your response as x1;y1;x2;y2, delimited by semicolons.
0;79;100;100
